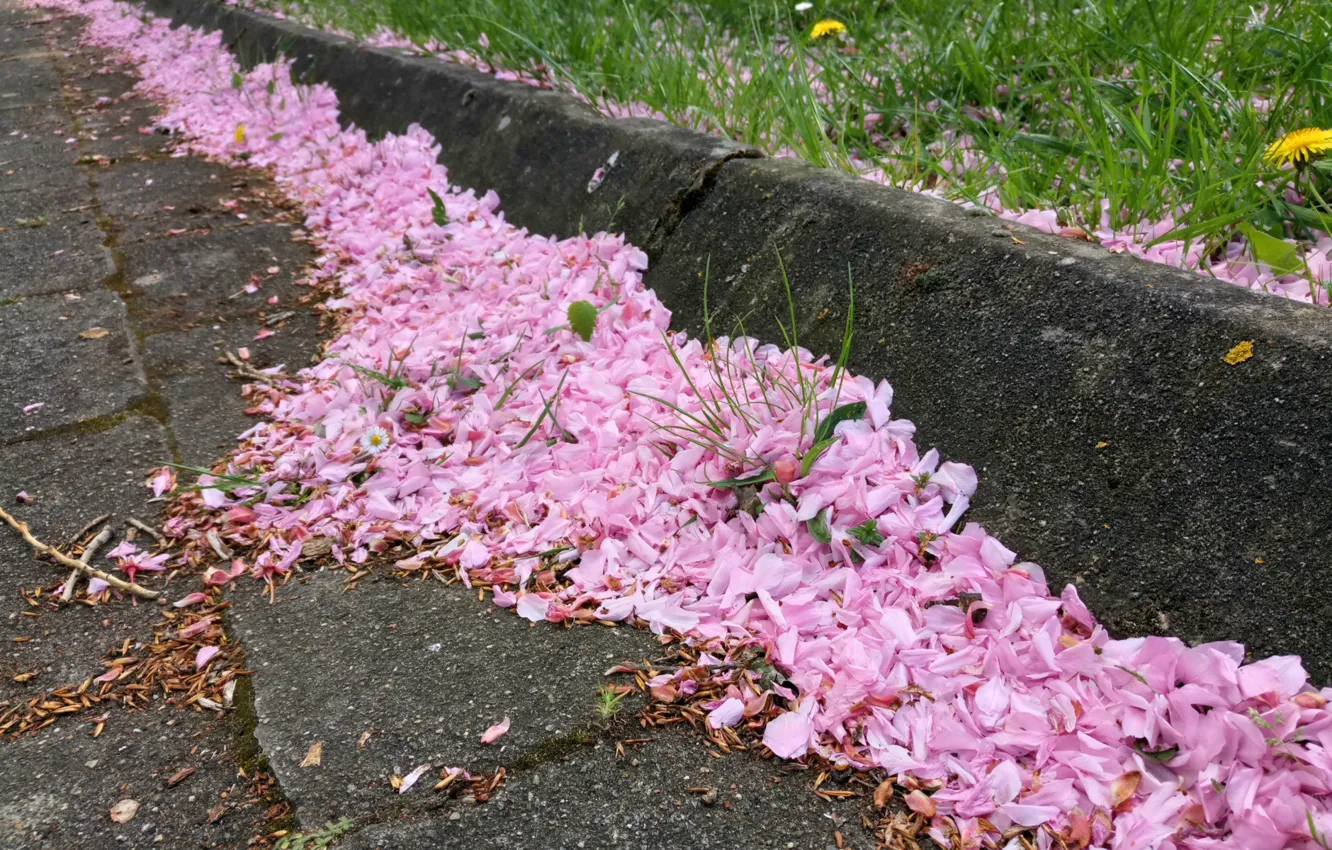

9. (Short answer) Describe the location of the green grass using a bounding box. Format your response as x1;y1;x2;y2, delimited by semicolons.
260;0;1332;255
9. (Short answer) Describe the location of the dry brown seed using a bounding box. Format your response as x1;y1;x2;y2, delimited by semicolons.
166;767;196;787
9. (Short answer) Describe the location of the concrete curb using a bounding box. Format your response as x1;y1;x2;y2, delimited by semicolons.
142;0;1332;678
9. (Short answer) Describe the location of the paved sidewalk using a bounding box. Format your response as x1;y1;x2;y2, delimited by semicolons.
0;5;903;849
0;3;319;847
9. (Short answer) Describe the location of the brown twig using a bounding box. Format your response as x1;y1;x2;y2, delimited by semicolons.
70;513;112;546
220;349;290;388
125;517;166;547
61;524;114;603
0;505;160;600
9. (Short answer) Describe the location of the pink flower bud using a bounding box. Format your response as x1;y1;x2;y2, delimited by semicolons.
773;460;798;485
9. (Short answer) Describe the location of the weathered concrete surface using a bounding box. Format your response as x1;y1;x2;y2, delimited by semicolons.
342;725;868;850
0;218;112;298
0;289;146;440
141;0;761;253
0;5;322;847
2;709;270;850
118;222;312;334
142;318;319;467
650;157;1332;676
96;157;270;246
0;417;170;704
232;573;876;848
140;0;1332;680
0;417;274;850
229;572;662;824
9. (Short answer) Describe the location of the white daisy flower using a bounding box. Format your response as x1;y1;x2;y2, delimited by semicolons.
795;2;813;11
361;425;391;454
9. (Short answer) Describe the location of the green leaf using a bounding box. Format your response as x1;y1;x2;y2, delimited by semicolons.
231;71;244;90
1133;740;1179;763
267;132;285;142
1287;203;1332;235
428;188;448;227
447;373;482;394
266;79;276;96
799;438;836;477
403;412;426;425
849;519;884;547
568;300;598;342
709;468;775;489
807;508;832;544
1237;222;1302;276
813;401;867;444
347;363;409;390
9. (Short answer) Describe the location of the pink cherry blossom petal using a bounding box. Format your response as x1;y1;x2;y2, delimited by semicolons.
480;717;510;744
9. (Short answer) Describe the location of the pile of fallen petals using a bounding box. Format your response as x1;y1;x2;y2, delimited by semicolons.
34;1;1332;847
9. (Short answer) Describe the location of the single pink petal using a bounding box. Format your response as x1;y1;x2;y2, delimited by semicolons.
515;592;551;622
398;763;432;794
480;716;510;744
762;711;811;759
1001;803;1060;827
904;790;936;818
707;697;745;729
95;666;123;683
87;577;109;595
195;645;221;669
106;540;138;560
173;592;208;608
178;616;215;639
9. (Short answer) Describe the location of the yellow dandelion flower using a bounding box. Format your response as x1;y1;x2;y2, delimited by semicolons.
1263;127;1332;167
234;123;247;144
810;19;846;39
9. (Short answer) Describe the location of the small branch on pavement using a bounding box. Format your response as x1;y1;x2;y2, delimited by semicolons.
125;516;166;547
70;512;112;546
0;505;160;601
220;349;290;388
61;524;114;603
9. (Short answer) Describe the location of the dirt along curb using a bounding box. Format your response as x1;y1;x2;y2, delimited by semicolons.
138;0;1332;680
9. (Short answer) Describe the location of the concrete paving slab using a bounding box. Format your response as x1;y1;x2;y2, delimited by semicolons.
0;216;110;299
142;319;319;467
342;724;874;850
0;288;145;440
0;707;270;850
0;417;170;705
95;158;265;245
0;149;86;194
0;56;62;106
0;183;92;229
119;223;315;335
229;572;664;826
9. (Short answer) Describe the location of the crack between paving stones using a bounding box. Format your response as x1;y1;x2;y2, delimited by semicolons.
50;48;184;465
43;21;306;832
